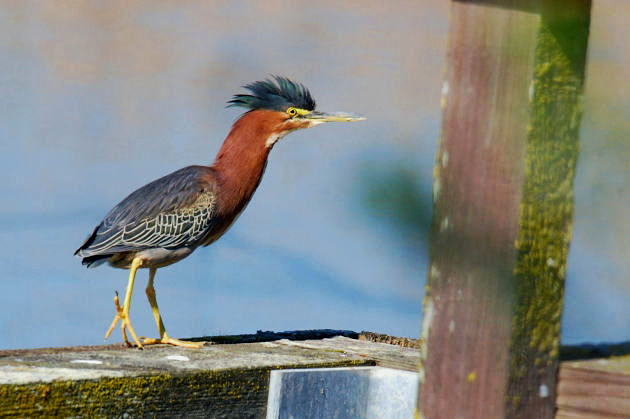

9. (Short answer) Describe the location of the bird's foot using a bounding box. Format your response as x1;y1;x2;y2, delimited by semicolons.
104;292;143;349
141;334;205;349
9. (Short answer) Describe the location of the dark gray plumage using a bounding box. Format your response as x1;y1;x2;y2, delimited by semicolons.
75;166;217;267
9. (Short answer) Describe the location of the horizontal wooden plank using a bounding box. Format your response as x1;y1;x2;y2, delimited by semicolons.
0;335;420;417
556;357;630;418
2;331;629;417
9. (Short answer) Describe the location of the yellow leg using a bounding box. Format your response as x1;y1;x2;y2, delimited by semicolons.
142;268;204;349
104;258;143;349
146;268;166;337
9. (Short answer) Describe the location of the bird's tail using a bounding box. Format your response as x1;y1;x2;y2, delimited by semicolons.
79;254;110;268
75;225;108;267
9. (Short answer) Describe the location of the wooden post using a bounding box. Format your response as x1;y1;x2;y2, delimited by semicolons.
418;1;591;418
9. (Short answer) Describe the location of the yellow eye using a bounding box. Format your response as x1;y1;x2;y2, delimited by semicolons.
287;107;298;117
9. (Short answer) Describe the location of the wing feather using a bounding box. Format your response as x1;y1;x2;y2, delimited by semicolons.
76;165;217;258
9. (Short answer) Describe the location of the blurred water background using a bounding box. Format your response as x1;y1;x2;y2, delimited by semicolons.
1;1;628;349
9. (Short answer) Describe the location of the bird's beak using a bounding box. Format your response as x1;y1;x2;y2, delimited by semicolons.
305;111;366;123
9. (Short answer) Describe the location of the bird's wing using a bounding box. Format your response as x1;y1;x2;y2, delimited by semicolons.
76;165;218;257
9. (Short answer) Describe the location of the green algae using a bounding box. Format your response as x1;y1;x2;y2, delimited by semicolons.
0;359;370;417
507;5;590;414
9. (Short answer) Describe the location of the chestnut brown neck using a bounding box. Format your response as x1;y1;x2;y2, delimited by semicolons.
212;110;286;214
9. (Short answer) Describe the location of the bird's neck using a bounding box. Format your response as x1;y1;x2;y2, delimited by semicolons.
212;110;282;214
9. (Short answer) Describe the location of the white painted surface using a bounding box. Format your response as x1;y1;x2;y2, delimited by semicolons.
266;366;419;419
539;384;549;398
165;355;190;361
70;359;103;365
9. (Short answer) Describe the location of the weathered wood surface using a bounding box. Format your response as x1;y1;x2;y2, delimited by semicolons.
358;331;421;349
1;331;629;417
556;356;630;418
419;0;591;418
0;335;416;417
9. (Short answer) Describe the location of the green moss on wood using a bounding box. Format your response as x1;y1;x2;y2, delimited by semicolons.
508;5;589;412
0;359;371;417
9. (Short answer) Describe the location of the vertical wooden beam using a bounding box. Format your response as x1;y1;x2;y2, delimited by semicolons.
418;1;591;418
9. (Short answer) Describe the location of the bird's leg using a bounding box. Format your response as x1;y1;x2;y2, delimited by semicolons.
104;258;143;349
141;268;204;349
145;268;166;337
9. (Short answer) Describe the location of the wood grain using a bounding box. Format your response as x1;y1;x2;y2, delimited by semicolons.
419;1;591;418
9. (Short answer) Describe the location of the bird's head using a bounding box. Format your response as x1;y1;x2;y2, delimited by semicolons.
228;76;365;147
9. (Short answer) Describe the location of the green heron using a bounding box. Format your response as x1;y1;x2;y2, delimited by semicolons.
75;76;365;349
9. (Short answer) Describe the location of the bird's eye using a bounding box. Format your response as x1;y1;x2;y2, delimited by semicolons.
287;107;298;117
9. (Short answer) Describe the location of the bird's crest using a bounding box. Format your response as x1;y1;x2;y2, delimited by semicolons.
228;76;316;112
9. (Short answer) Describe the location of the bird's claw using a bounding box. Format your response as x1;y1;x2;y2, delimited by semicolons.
104;292;143;349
